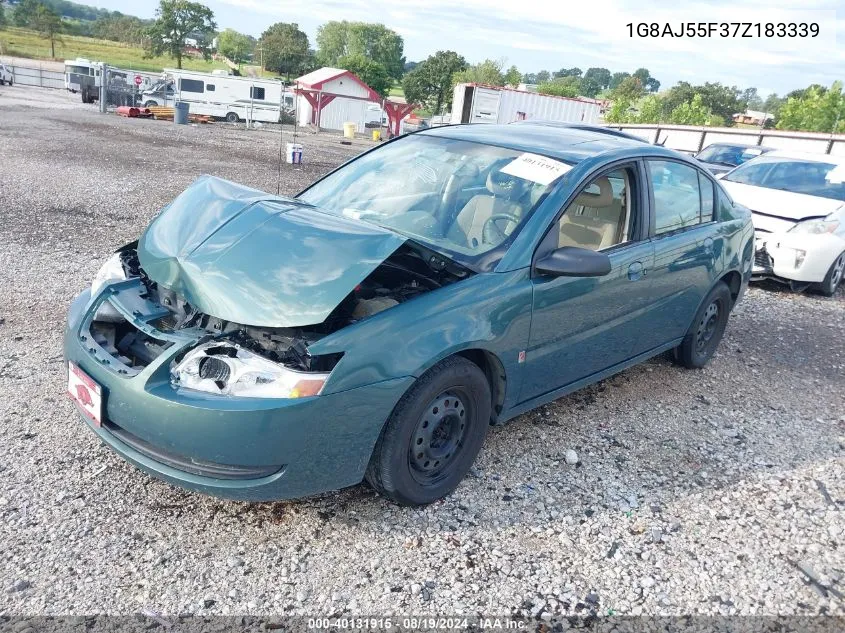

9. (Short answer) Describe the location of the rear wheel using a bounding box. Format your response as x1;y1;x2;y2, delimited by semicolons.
365;356;491;506
144;100;159;108
226;112;239;123
814;251;845;297
675;281;732;369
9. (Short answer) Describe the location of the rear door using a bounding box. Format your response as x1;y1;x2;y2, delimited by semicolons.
644;159;722;343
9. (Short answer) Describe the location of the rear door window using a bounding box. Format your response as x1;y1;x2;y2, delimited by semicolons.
648;160;702;235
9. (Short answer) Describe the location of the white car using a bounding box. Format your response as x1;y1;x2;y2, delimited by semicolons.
0;63;13;86
719;151;845;296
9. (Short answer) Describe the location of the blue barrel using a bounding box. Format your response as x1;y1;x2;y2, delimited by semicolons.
174;101;189;125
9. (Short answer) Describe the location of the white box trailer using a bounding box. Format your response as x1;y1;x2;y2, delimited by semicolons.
64;58;160;103
451;83;601;126
140;69;293;123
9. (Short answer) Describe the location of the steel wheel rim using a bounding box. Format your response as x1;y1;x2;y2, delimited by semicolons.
409;390;469;485
695;300;720;353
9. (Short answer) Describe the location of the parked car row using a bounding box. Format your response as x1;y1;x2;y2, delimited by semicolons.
694;143;845;296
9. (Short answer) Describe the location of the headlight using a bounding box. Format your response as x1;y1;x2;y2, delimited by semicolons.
172;342;329;399
90;252;127;321
789;217;840;235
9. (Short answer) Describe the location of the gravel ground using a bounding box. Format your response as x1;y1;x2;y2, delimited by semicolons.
1;85;843;620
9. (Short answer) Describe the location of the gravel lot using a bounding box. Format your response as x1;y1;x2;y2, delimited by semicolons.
1;85;843;620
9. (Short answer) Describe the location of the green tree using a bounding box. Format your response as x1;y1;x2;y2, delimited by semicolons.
604;98;635;123
776;82;845;133
217;28;254;66
338;53;391;97
0;2;6;28
12;0;40;26
668;93;712;125
259;22;310;79
609;71;630;90
316;21;404;81
741;87;763;110
31;3;62;57
503;65;521;87
92;15;150;46
401;50;467;114
145;0;216;69
554;67;582;78
634;94;663;123
580;67;611;98
535;70;550;83
762;93;785;119
611;76;644;102
538;76;581;98
453;58;505;86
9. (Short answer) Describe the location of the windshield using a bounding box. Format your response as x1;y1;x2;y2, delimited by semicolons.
724;158;845;202
697;144;765;166
297;134;568;271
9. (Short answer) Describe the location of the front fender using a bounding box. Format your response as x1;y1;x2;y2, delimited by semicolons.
309;269;533;410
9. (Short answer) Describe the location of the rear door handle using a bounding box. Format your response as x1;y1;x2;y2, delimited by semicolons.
627;261;644;281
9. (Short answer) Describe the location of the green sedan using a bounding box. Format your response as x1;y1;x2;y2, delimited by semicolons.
64;123;754;505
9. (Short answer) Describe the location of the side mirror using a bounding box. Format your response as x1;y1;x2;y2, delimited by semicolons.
534;246;612;278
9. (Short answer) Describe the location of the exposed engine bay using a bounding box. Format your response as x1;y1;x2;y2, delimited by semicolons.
90;241;472;374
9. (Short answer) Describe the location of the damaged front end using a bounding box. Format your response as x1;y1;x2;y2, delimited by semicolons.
86;239;470;398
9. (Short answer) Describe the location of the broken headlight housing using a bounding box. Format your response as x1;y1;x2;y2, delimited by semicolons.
90;252;127;321
172;342;329;399
788;216;840;235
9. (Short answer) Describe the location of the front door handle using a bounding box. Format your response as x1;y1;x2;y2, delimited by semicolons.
703;237;714;254
627;261;644;281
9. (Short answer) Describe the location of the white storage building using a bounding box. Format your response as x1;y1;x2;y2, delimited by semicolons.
451;83;602;126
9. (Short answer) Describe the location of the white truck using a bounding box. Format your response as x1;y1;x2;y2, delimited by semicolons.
140;69;294;123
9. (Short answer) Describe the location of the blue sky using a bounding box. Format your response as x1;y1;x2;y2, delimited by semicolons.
85;0;843;96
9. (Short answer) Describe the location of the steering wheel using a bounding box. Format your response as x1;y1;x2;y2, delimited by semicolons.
481;212;522;244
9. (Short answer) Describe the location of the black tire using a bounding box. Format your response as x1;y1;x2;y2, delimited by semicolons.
144;100;158;108
675;281;732;369
226;112;239;123
814;250;845;297
365;356;491;506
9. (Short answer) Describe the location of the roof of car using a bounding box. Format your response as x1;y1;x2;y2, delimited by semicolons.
419;122;675;164
702;142;774;151
761;150;845;164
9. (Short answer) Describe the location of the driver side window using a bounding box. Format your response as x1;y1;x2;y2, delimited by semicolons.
553;168;634;251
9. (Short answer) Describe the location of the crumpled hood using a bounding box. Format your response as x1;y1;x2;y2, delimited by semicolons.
721;180;843;221
138;175;406;327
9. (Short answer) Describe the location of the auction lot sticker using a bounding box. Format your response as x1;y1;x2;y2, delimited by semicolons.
501;153;572;186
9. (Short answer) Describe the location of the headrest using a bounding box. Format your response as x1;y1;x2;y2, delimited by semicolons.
573;177;613;207
487;169;522;198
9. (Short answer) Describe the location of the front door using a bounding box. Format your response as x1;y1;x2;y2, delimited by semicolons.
520;164;656;401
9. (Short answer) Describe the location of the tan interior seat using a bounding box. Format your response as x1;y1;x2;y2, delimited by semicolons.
557;175;626;250
447;172;524;248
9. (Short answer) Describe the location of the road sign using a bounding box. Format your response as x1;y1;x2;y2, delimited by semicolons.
134;75;142;86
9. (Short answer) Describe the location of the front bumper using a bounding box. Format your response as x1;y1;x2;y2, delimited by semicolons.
752;232;843;284
64;285;413;501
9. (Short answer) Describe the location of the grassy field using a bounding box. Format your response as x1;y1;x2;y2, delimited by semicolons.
0;27;230;73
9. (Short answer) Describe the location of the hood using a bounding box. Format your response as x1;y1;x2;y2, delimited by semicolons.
138;175;407;327
721;180;843;221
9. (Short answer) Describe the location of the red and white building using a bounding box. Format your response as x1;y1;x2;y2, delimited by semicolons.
295;67;414;136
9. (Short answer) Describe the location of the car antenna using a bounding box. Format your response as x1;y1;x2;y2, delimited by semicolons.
655;134;667;147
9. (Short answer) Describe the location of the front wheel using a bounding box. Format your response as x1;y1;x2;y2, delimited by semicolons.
365;356;491;506
225;112;239;123
675;281;732;369
814;251;845;297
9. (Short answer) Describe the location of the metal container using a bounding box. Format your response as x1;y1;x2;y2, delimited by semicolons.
174;101;190;125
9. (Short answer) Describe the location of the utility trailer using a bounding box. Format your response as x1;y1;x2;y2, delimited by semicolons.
450;83;602;126
140;69;294;123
